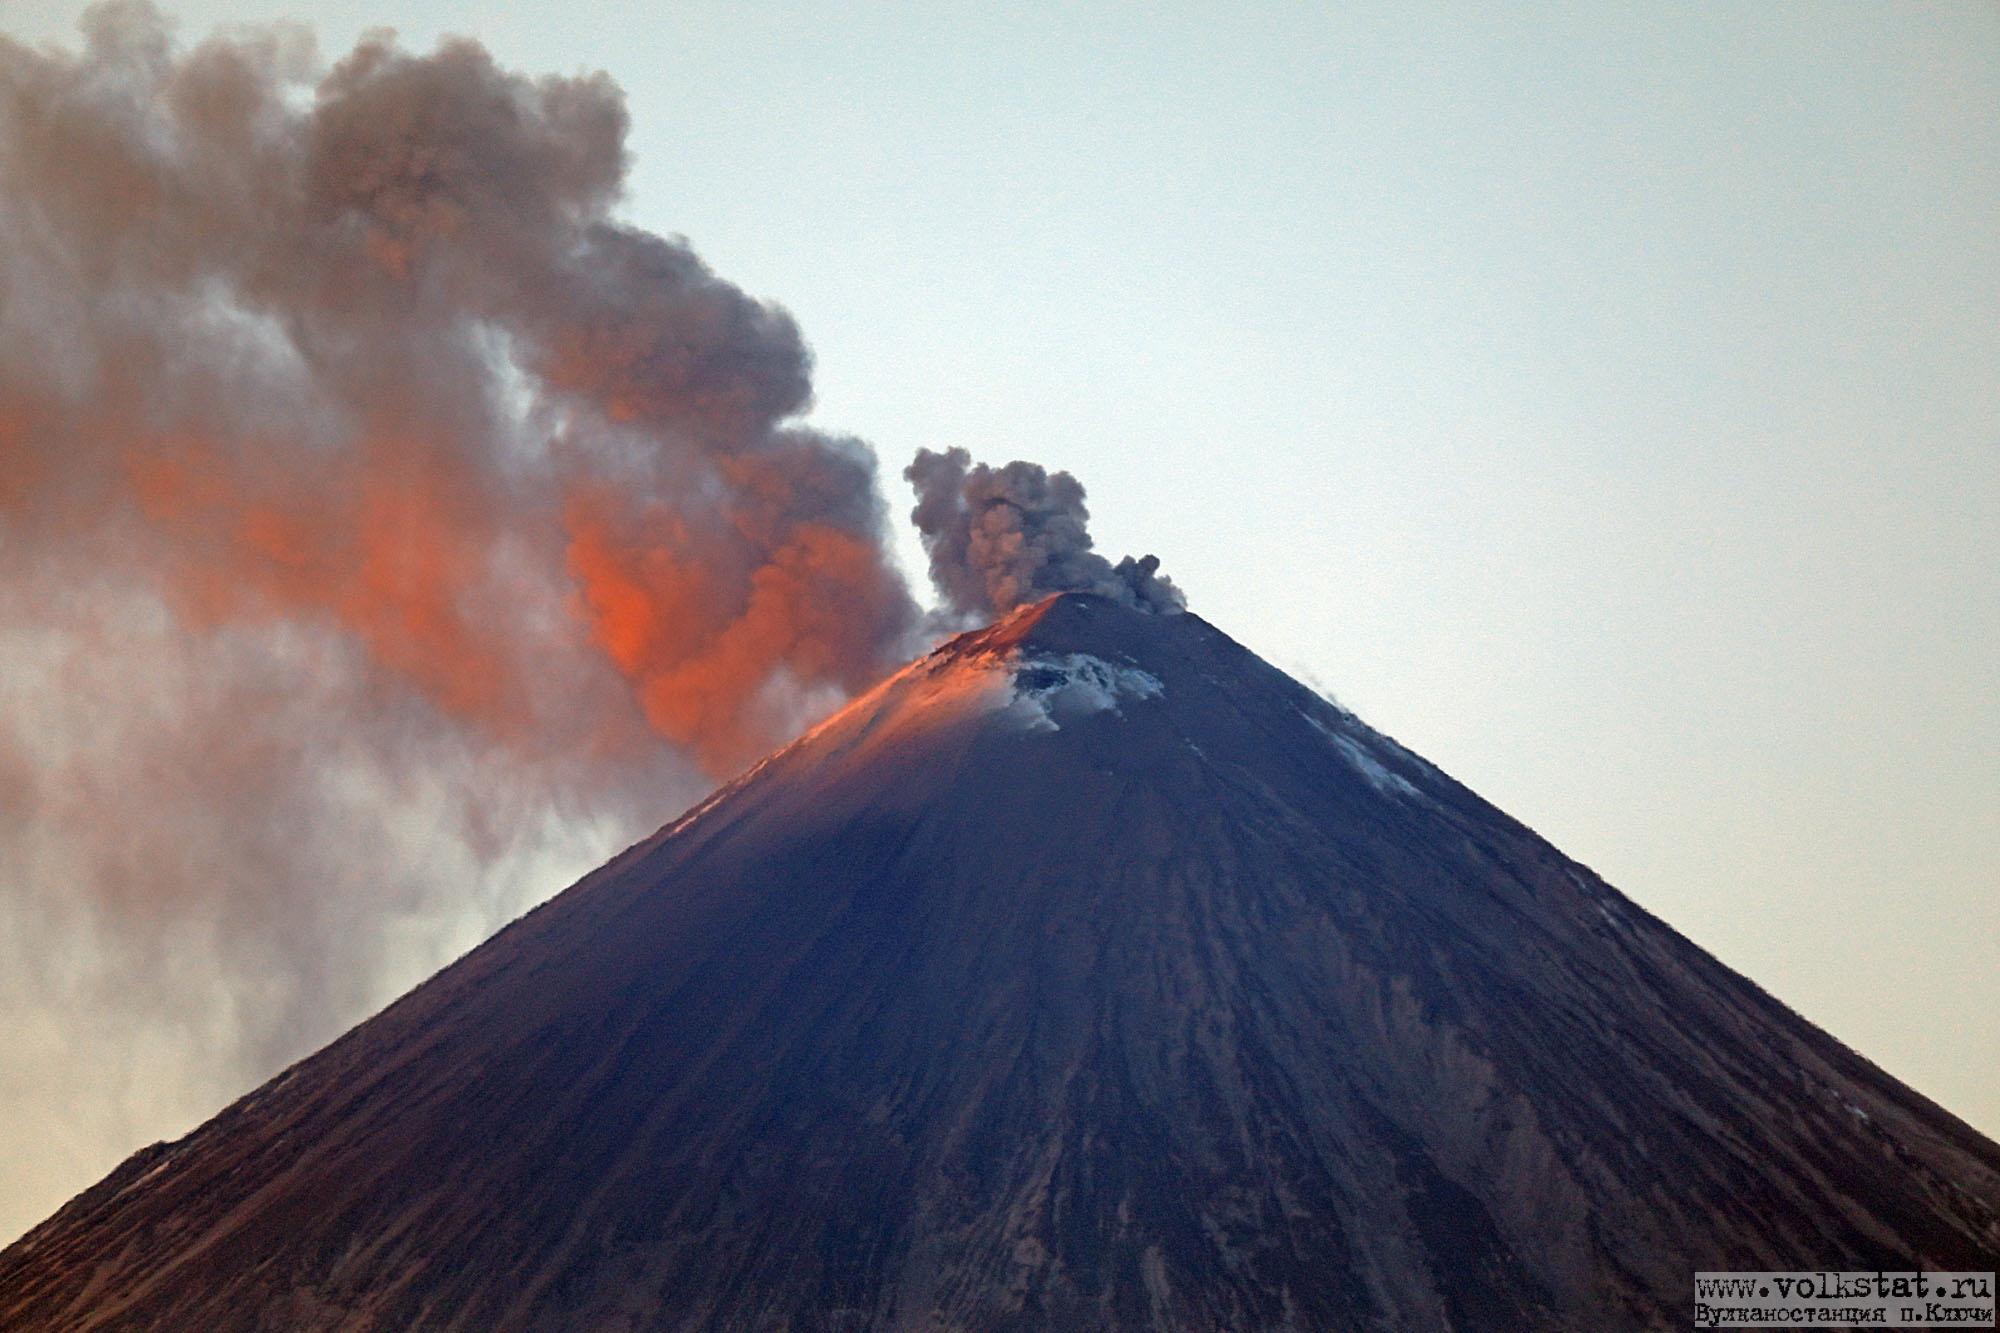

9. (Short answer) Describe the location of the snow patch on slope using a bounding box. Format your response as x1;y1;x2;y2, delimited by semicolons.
1003;653;1163;732
1331;734;1421;799
1303;712;1423;800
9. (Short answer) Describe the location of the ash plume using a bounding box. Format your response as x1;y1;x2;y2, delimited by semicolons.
0;2;920;771
0;1;919;1240
906;446;1183;623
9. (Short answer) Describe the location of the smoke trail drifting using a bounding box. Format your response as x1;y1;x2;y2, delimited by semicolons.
0;2;919;1240
906;446;1183;622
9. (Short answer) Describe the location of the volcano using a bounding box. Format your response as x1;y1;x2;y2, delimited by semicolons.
3;593;1996;1330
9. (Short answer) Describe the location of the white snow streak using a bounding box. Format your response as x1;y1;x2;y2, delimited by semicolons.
1303;712;1423;800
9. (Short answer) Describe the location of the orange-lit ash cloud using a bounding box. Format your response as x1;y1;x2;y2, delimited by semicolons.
129;440;518;724
566;462;912;773
0;1;918;1242
0;6;917;769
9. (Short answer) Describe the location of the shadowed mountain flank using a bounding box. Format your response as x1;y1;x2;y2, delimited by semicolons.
3;594;1996;1331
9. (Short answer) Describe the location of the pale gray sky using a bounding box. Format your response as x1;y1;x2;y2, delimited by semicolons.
2;0;1994;1240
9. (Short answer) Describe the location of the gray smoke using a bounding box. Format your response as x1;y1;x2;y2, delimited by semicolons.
906;446;1183;623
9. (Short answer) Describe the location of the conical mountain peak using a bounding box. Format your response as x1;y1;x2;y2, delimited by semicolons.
3;597;1995;1331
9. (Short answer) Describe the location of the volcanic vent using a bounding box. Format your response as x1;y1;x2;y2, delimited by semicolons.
3;594;1996;1331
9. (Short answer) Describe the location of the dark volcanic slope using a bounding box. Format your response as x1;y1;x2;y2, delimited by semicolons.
4;595;1996;1332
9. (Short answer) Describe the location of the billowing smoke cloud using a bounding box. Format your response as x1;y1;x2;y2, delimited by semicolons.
907;446;1183;622
0;2;923;1241
0;3;920;773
